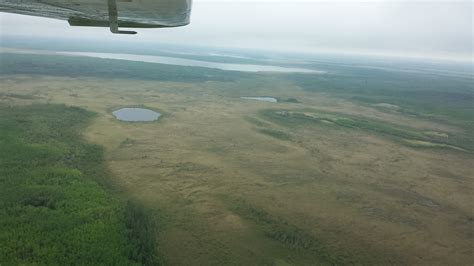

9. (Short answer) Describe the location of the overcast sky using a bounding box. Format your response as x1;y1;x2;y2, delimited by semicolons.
1;0;472;61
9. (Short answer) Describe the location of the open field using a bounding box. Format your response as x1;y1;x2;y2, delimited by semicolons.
1;52;473;265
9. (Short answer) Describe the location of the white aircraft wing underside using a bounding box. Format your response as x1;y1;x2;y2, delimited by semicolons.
0;0;192;32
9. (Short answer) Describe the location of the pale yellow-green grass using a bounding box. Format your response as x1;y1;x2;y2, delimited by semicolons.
1;75;472;265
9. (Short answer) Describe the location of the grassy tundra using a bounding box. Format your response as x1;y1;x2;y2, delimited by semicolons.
1;52;473;265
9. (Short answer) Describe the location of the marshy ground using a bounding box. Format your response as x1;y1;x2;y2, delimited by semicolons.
1;53;473;265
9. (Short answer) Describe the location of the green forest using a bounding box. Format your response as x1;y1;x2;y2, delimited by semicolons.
0;104;158;265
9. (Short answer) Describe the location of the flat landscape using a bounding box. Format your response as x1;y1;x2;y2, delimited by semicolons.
1;50;473;265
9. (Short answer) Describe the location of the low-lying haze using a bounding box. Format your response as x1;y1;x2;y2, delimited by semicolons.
0;0;472;61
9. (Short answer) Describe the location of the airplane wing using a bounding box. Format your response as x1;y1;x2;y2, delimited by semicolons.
0;0;192;34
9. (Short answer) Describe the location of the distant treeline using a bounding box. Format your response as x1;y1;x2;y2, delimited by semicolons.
0;53;253;83
0;104;159;265
286;67;474;128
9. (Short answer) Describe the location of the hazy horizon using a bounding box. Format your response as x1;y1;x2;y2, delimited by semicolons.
1;0;473;62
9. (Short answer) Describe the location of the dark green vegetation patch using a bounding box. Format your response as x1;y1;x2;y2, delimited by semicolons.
260;109;472;152
0;104;158;265
278;97;301;103
287;67;474;128
258;128;292;141
228;199;340;265
0;92;41;100
226;199;393;265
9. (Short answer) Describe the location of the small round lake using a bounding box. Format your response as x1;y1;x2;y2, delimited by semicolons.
112;108;161;122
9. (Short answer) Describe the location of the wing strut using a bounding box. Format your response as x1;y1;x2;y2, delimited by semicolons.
108;0;137;34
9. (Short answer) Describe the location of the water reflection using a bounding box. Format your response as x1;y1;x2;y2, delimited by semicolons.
240;96;278;103
113;108;161;122
59;52;324;73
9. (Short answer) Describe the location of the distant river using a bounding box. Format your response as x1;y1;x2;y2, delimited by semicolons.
240;96;278;103
58;52;325;74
